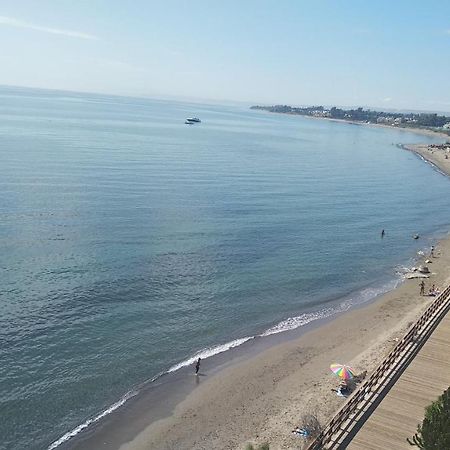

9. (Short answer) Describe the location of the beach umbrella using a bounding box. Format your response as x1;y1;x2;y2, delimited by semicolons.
330;363;355;380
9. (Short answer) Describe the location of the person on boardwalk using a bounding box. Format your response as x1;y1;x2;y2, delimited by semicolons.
195;357;201;375
420;280;425;296
381;229;385;238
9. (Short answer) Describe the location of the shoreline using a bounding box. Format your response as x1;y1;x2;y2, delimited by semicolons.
114;235;450;450
253;108;450;141
64;275;406;450
63;126;450;450
402;142;450;178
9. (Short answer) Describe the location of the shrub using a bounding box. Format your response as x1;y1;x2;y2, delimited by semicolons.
407;387;450;448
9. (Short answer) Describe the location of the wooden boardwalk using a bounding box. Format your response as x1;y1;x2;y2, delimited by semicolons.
346;311;450;449
306;284;450;450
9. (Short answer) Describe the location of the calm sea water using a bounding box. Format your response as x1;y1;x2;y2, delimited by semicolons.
1;86;450;450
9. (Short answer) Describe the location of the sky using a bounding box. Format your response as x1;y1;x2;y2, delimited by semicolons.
0;0;449;111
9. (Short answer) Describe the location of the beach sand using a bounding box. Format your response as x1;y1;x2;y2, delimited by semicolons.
404;143;450;177
116;237;450;450
87;135;450;450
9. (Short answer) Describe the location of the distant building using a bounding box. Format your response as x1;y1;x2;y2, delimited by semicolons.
311;110;331;118
377;116;396;125
443;123;450;130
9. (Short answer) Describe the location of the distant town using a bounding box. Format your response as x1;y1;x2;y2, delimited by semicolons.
251;105;450;134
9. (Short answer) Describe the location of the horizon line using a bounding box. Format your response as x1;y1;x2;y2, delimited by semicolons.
1;83;450;116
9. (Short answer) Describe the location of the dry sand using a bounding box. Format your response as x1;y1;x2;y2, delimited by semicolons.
117;137;450;450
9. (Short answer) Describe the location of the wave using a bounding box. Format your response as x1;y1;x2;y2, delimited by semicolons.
261;279;399;337
47;390;138;450
166;336;254;373
260;308;338;336
46;338;255;450
47;276;401;449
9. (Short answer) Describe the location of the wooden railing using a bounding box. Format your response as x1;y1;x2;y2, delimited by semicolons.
306;283;450;450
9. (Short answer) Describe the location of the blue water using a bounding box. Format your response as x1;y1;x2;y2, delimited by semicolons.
1;86;450;450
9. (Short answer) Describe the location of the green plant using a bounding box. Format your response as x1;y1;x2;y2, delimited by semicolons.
407;387;450;448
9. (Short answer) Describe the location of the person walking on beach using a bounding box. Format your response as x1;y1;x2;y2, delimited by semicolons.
195;357;201;375
381;229;385;238
430;246;435;258
420;280;425;296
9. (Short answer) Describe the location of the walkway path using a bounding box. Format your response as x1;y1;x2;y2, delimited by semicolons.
347;308;450;449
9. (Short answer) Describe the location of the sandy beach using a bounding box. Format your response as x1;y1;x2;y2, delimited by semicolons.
403;142;450;177
116;238;450;450
99;139;450;450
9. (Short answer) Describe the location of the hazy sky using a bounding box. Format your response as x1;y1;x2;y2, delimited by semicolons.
1;0;449;111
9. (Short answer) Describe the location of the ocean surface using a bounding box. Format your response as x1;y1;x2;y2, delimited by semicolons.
1;86;450;450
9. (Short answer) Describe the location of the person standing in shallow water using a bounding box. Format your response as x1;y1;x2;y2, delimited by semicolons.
381;229;385;238
195;357;201;375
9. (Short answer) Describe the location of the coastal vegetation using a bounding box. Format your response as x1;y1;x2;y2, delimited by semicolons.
407;387;450;448
251;105;450;134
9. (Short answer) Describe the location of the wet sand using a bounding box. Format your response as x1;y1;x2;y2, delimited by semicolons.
72;132;450;450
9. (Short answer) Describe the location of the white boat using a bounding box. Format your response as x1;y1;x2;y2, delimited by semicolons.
185;117;201;123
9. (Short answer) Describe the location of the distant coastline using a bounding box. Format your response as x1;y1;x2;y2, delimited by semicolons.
251;102;450;186
251;104;450;139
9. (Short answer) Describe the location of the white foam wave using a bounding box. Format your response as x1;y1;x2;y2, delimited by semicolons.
167;336;254;373
47;390;138;450
262;279;400;336
260;309;335;336
395;265;413;274
48;338;255;449
352;280;399;303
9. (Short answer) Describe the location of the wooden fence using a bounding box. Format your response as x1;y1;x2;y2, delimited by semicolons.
306;283;450;450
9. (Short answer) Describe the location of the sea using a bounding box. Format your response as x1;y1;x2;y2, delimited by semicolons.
1;85;450;450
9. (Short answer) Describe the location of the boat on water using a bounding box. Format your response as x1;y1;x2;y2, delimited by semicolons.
185;117;201;124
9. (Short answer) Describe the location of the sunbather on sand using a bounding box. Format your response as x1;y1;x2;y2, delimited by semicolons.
331;383;350;397
428;285;441;296
292;426;310;437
